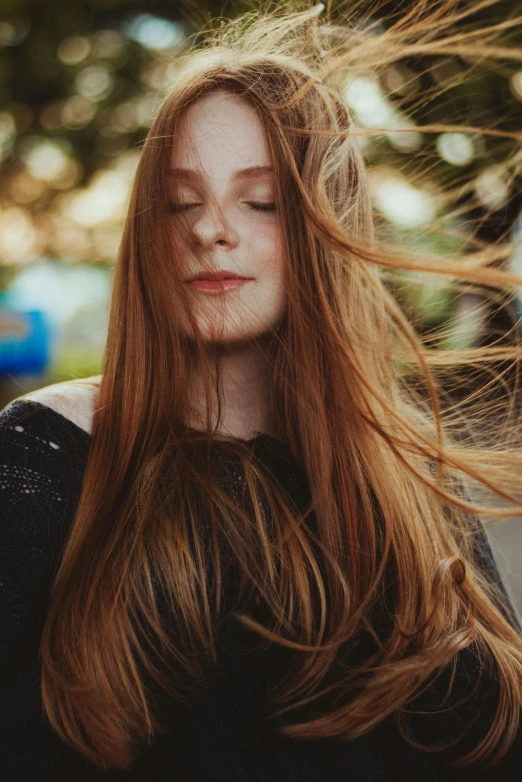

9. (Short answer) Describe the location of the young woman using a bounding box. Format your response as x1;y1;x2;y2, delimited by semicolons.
2;3;522;780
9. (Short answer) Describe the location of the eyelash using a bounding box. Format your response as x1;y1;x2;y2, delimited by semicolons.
249;202;277;212
169;202;276;213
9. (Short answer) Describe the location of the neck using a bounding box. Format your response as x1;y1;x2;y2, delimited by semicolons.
183;341;274;441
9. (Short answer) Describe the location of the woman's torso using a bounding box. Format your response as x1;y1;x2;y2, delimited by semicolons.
1;384;521;780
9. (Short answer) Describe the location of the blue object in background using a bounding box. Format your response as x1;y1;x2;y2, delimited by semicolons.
0;309;51;375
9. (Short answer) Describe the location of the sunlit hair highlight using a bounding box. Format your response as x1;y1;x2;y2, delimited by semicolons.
38;0;522;774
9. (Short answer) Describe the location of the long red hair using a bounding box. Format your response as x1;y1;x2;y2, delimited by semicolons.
39;1;522;772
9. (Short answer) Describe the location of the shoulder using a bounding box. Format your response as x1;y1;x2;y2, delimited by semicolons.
0;380;95;537
13;375;102;436
0;385;100;687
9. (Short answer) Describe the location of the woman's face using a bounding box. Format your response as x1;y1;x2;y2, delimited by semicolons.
169;90;287;345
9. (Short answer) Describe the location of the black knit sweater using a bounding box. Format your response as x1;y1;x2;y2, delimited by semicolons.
1;398;522;781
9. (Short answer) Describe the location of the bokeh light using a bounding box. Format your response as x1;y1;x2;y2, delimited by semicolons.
57;35;92;66
0;207;40;265
370;169;437;227
22;139;71;182
61;95;97;129
436;133;475;166
345;77;423;153
475;166;509;211
75;65;114;101
0;112;16;164
0;18;30;47
122;14;185;51
510;70;522;101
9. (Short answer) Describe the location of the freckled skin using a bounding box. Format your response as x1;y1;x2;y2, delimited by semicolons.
170;90;287;345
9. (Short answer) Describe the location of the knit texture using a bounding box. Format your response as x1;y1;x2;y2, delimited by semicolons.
1;398;521;781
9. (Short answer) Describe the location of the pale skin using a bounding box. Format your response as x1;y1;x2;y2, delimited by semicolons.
23;91;287;441
171;90;287;441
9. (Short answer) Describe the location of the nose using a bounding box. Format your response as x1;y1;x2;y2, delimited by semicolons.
191;204;239;250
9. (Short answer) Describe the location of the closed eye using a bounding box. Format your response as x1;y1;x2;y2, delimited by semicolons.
169;202;276;213
246;202;276;212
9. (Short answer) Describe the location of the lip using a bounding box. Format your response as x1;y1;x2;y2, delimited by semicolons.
185;270;252;282
186;278;253;293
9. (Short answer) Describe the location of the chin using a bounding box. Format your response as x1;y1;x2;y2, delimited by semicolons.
184;324;278;348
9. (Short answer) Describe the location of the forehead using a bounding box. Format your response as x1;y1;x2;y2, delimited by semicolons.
171;91;273;174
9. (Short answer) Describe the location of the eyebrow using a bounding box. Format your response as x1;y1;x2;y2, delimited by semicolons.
170;165;274;182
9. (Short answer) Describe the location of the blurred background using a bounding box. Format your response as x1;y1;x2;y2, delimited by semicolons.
0;0;521;618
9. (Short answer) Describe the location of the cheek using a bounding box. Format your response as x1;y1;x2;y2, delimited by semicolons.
258;239;287;319
267;229;286;299
250;223;285;272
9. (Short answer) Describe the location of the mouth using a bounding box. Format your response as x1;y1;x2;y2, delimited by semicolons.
185;271;253;283
185;274;255;294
